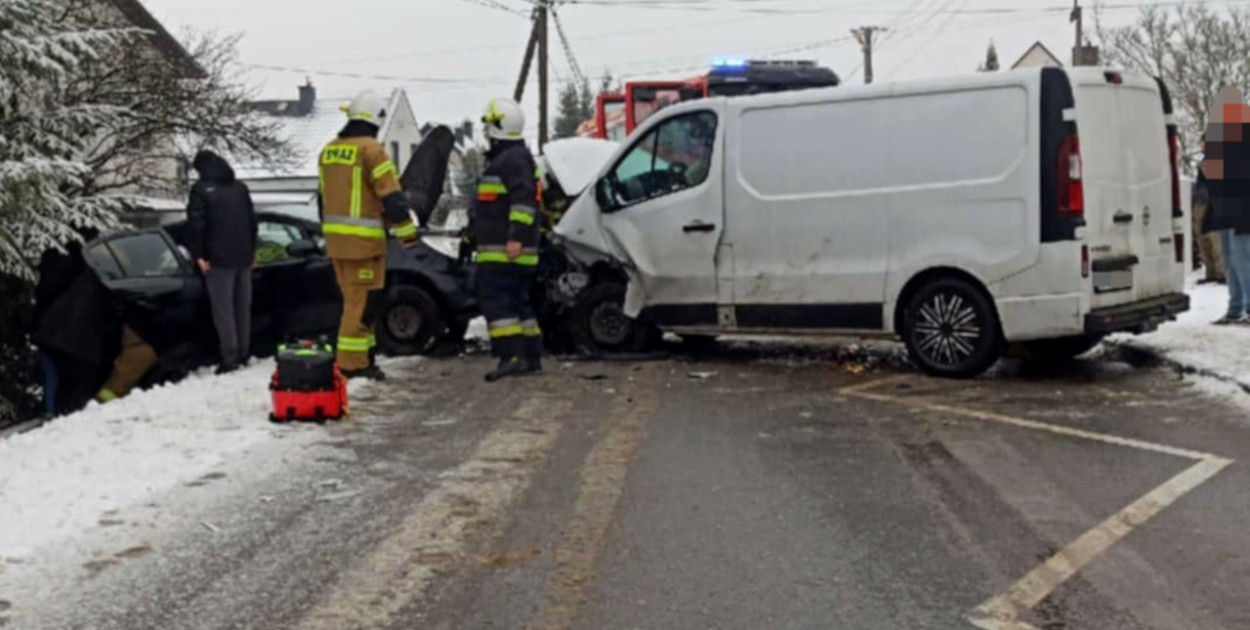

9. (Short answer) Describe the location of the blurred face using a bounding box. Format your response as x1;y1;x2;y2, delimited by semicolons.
1204;88;1250;181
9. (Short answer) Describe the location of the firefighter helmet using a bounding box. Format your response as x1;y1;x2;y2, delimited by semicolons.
342;90;386;124
481;98;525;142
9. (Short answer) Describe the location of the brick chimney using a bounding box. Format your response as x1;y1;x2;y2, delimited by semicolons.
298;79;316;116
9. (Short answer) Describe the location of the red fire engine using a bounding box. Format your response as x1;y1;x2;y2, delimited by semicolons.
577;59;840;141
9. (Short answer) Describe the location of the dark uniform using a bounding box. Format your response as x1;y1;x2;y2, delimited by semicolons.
318;124;417;375
472;140;542;377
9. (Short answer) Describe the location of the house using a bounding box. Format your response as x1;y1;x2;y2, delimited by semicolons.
237;83;424;217
1012;41;1064;70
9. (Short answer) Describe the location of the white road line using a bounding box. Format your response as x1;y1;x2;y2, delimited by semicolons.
299;394;572;630
970;457;1231;630
842;377;1235;630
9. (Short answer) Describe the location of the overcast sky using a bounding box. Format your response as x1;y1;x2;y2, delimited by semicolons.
140;0;1165;140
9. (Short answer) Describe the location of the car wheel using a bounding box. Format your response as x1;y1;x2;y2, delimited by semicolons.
902;278;1003;379
377;285;442;356
1020;334;1106;362
570;282;660;355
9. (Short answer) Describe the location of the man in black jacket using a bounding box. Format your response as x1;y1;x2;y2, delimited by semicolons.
187;150;258;373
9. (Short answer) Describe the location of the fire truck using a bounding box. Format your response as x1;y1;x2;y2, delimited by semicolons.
576;59;840;141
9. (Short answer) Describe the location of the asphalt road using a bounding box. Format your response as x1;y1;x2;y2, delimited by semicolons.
4;340;1250;630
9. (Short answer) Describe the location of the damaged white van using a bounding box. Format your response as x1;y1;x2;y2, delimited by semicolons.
554;67;1189;378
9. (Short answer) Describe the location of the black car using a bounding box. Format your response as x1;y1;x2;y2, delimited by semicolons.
81;211;477;379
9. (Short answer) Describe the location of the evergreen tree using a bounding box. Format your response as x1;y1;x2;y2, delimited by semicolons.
978;40;1000;72
0;0;135;279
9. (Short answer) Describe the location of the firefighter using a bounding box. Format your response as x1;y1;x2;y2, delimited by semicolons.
319;90;418;380
473;97;543;382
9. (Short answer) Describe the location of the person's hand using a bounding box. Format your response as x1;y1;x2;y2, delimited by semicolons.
197;259;211;274
401;236;421;250
506;240;523;261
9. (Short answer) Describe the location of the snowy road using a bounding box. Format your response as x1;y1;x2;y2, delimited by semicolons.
4;342;1250;630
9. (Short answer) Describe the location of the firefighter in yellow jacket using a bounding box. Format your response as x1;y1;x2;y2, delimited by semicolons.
319;90;418;380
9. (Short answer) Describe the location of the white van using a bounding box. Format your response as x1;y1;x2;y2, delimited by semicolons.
554;67;1189;378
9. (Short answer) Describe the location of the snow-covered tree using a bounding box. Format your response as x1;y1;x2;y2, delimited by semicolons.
0;0;135;279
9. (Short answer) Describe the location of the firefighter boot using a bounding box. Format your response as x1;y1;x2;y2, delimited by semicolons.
485;357;529;383
344;365;387;381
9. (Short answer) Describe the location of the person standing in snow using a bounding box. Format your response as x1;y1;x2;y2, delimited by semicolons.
186;150;258;374
1202;87;1250;325
1193;167;1225;285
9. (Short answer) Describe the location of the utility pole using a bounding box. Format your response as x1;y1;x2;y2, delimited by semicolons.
1070;0;1099;66
538;0;549;149
851;26;886;84
513;19;539;103
513;1;551;148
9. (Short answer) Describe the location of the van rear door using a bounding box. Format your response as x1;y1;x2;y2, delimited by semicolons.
1071;71;1174;307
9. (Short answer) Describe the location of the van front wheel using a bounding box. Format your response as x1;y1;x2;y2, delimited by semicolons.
902;278;1003;379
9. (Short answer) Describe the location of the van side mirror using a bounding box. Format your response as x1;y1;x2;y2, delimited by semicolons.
595;177;615;212
286;238;321;258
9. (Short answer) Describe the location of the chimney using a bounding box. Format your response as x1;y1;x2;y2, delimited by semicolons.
298;79;316;116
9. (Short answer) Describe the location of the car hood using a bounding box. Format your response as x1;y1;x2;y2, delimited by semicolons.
540;137;619;196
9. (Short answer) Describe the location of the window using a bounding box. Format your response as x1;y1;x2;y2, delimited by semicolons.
607;111;717;208
255;221;302;265
391;141;400;164
107;233;183;278
86;243;123;281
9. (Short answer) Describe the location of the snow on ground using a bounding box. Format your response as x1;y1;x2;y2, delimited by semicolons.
1115;276;1250;388
0;358;395;561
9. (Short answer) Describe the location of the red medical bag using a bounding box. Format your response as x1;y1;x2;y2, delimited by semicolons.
269;341;347;423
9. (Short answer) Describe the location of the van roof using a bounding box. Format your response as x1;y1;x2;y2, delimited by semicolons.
665;66;1158;116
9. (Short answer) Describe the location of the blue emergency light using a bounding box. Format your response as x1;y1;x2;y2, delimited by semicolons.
710;57;749;71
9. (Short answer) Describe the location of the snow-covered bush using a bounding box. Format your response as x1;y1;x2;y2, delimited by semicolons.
0;0;136;279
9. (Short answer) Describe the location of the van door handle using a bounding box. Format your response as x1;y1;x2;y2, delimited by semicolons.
683;221;716;233
1113;211;1134;224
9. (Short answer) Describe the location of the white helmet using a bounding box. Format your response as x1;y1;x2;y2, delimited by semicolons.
482;97;525;142
342;90;386;125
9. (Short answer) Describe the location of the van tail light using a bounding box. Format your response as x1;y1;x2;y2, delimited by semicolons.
1058;134;1084;217
1174;233;1185;264
1168;128;1182;218
1081;244;1090;278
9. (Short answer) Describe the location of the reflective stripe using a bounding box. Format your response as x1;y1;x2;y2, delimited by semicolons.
373;160;398;180
391;222;418;239
338;337;371;352
351;166;363;219
324;223;387;239
521;319;542;337
325;216;385;228
489;325;525;339
357;268;375;281
477;252;538;266
368;334;377;349
96;388;118;402
509;210;535;226
477;245;538;254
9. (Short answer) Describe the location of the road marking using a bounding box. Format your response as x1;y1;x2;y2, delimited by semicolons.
524;372;658;630
841;377;1234;630
299;393;572;630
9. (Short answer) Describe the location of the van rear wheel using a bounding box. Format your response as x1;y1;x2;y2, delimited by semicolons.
902;278;1003;379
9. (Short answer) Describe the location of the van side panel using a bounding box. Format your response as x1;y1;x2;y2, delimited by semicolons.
725;93;893;324
882;83;1040;328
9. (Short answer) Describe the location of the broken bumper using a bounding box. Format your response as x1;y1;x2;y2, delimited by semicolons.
1085;293;1190;335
